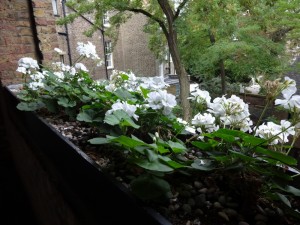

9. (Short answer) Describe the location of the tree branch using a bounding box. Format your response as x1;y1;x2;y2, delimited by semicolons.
124;7;169;37
174;0;189;21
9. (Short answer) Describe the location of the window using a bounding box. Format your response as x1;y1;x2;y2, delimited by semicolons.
103;12;110;27
105;41;113;69
51;0;59;16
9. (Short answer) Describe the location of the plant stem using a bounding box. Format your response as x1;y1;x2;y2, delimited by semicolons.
253;99;272;134
286;136;297;155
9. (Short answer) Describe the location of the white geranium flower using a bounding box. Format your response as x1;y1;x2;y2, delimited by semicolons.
28;81;44;90
188;88;211;105
106;101;139;121
255;122;282;145
275;95;300;112
16;66;27;74
278;120;295;143
208;95;249;118
76;41;100;60
191;113;219;133
140;77;169;90
75;63;89;72
53;72;64;80
17;57;39;69
282;77;297;99
30;72;45;81
146;90;177;115
16;57;39;74
185;125;196;135
177;118;188;125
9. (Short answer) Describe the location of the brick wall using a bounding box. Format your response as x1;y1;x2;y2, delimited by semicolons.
0;0;59;85
31;0;60;66
0;0;36;85
114;13;157;77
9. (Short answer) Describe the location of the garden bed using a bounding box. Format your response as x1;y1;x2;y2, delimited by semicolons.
3;85;300;225
0;85;171;225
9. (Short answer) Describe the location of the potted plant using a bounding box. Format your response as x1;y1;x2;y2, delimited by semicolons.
3;43;300;225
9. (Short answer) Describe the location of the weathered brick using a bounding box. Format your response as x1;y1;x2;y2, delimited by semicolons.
21;36;35;45
33;9;45;18
17;27;33;36
35;18;48;26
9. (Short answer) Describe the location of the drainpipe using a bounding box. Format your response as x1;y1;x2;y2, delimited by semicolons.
61;0;72;65
28;0;43;66
101;30;109;80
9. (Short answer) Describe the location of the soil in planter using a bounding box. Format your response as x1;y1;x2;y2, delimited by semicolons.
41;113;300;225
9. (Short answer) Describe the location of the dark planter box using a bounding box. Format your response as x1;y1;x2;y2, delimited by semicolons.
237;93;289;123
0;85;171;225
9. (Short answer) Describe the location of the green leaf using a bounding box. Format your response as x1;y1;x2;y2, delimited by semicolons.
43;99;57;113
191;141;213;151
77;109;103;123
276;192;291;207
104;110;140;129
242;135;266;146
139;86;150;98
88;137;110;145
167;140;186;153
114;88;134;100
229;150;256;162
154;144;170;154
191;159;215;171
163;159;186;169
111;135;146;148
284;185;300;197
132;158;174;172
130;174;171;201
17;101;44;111
255;147;297;165
210;131;236;143
57;97;77;107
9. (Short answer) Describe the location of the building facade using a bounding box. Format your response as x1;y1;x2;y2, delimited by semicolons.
0;0;173;85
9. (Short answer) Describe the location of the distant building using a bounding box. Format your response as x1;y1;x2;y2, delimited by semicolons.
0;0;174;85
54;1;174;80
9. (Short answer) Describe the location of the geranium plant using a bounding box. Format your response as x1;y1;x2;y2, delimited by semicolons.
15;42;300;220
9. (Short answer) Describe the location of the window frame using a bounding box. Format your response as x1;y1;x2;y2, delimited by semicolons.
105;41;114;69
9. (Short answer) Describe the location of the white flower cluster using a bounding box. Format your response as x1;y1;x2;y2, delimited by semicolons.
188;88;211;105
105;70;169;93
106;100;139;121
146;90;177;115
28;71;45;90
188;78;299;146
189;87;253;134
76;41;101;63
104;72;176;120
16;57;39;74
139;76;169;91
275;77;300;112
208;95;253;132
255;120;295;145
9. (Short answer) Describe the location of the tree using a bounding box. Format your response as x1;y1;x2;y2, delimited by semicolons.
59;0;192;120
145;0;300;95
176;0;300;94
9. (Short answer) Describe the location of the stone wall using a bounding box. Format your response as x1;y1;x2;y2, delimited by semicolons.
0;0;59;85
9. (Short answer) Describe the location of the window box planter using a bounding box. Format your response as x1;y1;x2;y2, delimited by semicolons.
0;85;171;225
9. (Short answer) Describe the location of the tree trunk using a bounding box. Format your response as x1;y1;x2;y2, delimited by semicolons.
168;36;191;120
158;0;191;121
